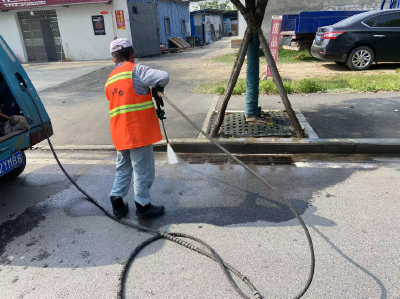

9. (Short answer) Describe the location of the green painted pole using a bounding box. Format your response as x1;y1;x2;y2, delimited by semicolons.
244;30;260;117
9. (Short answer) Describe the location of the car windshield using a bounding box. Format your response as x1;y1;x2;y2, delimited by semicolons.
331;11;378;27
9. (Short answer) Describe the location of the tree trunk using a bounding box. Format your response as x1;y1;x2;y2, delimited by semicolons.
210;27;253;137
244;29;260;117
257;29;304;138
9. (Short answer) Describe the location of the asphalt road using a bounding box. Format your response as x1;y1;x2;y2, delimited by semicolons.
1;151;399;298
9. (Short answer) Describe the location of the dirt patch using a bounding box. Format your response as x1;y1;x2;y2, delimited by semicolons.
277;62;400;80
151;40;400;84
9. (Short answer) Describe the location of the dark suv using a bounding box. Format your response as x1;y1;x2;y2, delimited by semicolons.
311;9;400;70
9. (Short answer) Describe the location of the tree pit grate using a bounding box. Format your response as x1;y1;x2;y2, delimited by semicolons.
207;111;295;138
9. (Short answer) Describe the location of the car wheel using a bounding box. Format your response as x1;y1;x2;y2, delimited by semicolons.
335;61;346;66
347;46;374;71
0;151;26;181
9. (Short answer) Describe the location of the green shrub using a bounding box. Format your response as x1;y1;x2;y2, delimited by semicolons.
232;81;246;95
283;81;294;94
297;79;326;93
215;86;225;94
259;79;277;94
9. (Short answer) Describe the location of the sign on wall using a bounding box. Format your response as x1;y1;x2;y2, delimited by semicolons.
266;15;282;77
115;10;126;30
0;0;108;11
92;15;106;36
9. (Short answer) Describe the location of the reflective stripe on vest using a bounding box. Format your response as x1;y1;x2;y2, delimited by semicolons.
109;100;154;118
105;71;132;88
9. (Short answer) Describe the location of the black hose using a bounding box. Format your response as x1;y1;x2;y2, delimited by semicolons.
22;83;314;299
158;92;315;299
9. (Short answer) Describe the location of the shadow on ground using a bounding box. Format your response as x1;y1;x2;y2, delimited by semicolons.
303;96;400;138
322;62;400;72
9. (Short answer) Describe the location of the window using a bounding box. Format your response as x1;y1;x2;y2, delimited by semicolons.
195;26;201;36
165;17;170;34
376;13;400;27
181;19;185;34
363;16;378;27
332;11;375;27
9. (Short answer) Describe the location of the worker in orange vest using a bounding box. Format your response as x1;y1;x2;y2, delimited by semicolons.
105;38;169;219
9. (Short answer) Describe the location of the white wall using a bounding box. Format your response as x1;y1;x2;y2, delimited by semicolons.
112;0;132;43
56;1;129;61
238;5;245;38
203;15;223;42
0;12;27;62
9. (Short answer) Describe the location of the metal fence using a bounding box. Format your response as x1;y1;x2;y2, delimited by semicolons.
17;10;65;62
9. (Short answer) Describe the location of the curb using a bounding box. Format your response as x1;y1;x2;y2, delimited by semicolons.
37;138;400;154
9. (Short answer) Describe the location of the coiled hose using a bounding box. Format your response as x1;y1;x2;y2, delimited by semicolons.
22;84;315;299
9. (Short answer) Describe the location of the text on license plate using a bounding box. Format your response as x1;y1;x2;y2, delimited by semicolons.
0;152;23;177
316;36;321;41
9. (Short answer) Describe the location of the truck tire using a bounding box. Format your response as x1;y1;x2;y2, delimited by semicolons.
346;46;374;71
0;151;26;181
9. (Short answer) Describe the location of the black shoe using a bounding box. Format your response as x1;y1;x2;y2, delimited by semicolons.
135;202;165;219
110;196;128;219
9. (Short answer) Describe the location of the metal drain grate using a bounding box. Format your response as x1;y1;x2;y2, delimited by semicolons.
207;111;295;138
177;155;294;165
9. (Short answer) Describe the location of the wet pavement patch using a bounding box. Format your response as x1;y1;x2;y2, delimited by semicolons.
0;206;47;256
31;249;51;262
177;154;294;165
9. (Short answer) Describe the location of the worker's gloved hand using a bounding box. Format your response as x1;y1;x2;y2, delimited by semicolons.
156;108;166;120
152;86;164;107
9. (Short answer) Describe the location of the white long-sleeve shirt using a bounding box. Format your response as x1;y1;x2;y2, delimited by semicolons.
132;63;169;95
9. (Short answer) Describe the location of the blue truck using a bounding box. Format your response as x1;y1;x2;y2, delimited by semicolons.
280;11;366;51
0;35;53;180
280;0;399;51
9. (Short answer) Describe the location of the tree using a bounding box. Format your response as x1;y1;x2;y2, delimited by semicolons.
193;0;234;11
210;0;304;138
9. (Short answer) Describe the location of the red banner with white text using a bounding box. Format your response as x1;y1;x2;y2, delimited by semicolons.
115;10;126;30
266;16;282;77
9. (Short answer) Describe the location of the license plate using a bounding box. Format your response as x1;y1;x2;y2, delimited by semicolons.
0;151;24;177
316;36;321;42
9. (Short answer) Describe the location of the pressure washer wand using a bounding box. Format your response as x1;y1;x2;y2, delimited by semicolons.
155;96;169;144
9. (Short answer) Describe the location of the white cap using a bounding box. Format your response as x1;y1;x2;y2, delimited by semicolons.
110;38;135;53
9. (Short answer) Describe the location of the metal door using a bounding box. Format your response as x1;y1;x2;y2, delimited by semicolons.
127;2;160;57
40;19;58;61
18;10;65;62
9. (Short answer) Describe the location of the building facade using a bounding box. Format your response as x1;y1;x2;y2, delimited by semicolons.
190;9;224;44
0;0;190;62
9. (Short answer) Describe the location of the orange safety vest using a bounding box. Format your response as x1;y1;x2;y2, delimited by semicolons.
105;62;162;151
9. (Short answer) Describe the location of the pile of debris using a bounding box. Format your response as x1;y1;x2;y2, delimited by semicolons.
0;115;30;137
168;37;191;49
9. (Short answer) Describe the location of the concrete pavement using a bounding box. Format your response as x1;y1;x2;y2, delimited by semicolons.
1;151;399;298
24;60;114;92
